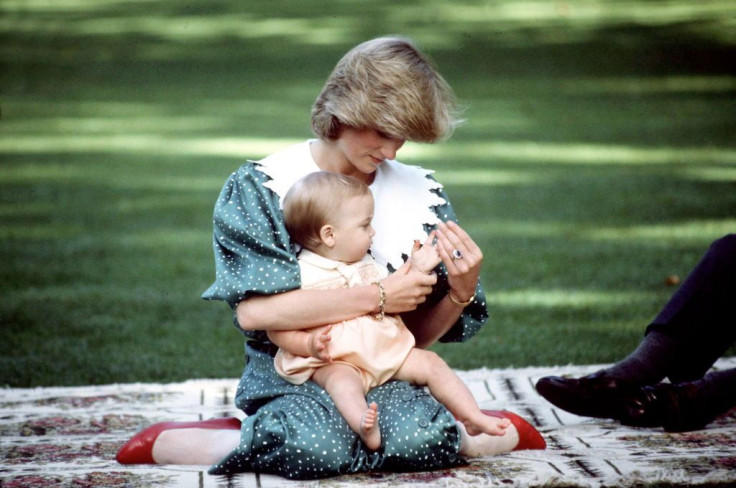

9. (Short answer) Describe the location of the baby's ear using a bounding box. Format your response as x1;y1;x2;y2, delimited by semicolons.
319;224;336;248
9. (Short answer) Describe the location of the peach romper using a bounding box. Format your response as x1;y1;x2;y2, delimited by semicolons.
274;250;416;393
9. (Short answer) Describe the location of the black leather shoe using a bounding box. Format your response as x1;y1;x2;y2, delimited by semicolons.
617;385;665;428
622;382;719;432
535;371;642;420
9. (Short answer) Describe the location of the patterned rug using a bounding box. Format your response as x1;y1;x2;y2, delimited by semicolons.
2;359;735;487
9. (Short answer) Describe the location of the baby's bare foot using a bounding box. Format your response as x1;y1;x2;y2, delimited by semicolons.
360;402;381;450
464;415;510;437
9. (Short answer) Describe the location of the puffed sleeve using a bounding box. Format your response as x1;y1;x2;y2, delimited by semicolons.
201;163;301;312
424;181;489;344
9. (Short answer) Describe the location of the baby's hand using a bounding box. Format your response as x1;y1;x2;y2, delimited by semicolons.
409;233;441;274
308;325;332;362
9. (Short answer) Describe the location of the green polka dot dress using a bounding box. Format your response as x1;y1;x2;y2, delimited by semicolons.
202;142;489;480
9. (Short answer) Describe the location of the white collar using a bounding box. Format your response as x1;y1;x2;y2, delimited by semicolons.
297;249;376;270
298;250;385;287
297;248;349;270
254;141;446;270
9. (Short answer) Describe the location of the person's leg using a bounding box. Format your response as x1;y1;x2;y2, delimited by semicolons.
210;388;360;479
607;234;736;384
312;364;381;450
116;417;243;465
602;330;679;385
536;235;736;421
393;349;510;437
456;417;518;457
312;363;381;451
153;428;241;464
645;234;736;382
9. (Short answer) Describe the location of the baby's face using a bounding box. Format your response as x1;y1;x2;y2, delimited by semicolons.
330;194;375;263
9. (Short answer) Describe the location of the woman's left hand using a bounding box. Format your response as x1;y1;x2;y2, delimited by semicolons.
436;220;483;302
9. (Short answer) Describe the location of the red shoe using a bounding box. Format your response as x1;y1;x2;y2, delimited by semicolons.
116;417;242;464
482;410;546;450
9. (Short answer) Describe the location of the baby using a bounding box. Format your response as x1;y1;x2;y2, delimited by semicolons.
268;171;509;450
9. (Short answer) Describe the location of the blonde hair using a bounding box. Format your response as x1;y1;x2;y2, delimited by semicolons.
311;36;461;143
283;171;372;251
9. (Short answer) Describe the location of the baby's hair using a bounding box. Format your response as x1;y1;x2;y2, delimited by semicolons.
312;36;461;143
283;171;372;251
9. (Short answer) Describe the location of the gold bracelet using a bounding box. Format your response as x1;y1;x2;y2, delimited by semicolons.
372;281;386;320
448;291;473;308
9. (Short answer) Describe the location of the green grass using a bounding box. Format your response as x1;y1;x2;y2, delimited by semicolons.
2;0;735;386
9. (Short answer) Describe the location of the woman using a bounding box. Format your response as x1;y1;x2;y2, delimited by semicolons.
116;36;545;479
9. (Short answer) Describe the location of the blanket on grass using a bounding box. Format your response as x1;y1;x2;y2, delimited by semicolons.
2;359;735;487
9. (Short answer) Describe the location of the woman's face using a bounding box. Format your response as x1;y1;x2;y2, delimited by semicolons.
330;193;376;263
332;127;406;182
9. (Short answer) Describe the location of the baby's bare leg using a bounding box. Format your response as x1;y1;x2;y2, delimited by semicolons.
393;349;510;437
312;363;381;450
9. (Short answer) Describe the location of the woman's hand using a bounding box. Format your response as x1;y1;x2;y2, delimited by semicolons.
380;260;437;314
436;220;483;302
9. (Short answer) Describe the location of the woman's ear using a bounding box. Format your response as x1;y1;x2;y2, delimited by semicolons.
319;224;336;248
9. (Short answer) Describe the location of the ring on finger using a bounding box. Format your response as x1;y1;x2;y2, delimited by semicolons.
452;249;463;260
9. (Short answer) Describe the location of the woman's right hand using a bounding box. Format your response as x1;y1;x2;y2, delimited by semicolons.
380;260;437;314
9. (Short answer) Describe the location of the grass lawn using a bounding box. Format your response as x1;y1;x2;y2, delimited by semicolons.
2;0;735;387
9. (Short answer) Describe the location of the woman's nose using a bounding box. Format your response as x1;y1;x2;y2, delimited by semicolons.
381;139;405;160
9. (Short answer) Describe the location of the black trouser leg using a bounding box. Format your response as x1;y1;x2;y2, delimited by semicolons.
607;234;736;384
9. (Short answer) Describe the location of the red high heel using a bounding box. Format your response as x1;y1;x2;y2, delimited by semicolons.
116;417;242;464
482;410;546;450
